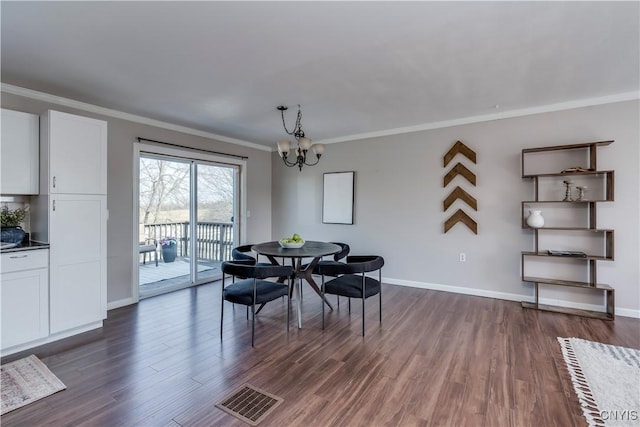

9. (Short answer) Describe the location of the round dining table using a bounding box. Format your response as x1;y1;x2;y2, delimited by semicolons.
252;241;341;328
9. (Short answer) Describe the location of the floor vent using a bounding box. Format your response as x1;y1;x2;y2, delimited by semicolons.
216;384;283;426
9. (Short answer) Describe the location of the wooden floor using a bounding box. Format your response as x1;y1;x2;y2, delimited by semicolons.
2;281;638;426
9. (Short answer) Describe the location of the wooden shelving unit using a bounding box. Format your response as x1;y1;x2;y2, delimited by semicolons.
520;141;615;320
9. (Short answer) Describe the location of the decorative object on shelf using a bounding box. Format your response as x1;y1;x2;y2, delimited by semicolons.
160;236;177;263
561;166;593;173
576;186;587;202
0;205;27;243
275;105;325;171
562;180;574;202
443;140;478;234
526;210;545;228
547;250;587;257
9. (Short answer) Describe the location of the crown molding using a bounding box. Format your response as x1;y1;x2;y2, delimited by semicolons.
3;83;636;152
315;91;640;146
0;83;271;152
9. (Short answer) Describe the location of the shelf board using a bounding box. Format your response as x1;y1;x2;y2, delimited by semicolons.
522;227;613;232
521;301;614;320
522;251;612;261
521;141;613;154
522;200;606;204
522;170;613;179
522;276;612;290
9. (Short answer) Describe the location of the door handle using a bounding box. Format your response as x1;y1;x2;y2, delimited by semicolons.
53;200;56;212
53;176;56;188
9;255;28;259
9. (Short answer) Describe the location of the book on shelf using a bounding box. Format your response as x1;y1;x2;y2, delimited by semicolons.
547;250;587;257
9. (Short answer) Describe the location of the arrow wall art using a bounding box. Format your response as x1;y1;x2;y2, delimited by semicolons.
443;186;477;211
443;162;476;187
442;140;478;234
443;140;477;167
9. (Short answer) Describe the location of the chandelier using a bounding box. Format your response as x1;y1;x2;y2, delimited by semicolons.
276;105;324;171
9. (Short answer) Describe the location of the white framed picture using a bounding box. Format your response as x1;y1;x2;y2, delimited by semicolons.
323;171;355;224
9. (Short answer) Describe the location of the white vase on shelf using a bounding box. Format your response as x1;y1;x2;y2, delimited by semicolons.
526;210;544;228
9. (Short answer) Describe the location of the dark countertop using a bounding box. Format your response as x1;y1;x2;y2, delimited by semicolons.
1;241;50;253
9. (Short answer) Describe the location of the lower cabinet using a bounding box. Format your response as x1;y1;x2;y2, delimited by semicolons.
1;250;49;350
49;195;107;334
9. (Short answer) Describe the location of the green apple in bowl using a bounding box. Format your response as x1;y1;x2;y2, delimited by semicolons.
279;233;305;248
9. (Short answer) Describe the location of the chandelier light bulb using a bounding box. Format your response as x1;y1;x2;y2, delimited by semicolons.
277;140;291;157
298;137;312;151
311;143;324;156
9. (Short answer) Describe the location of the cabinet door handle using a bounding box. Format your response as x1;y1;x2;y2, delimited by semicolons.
53;176;56;188
53;200;56;211
9;255;28;259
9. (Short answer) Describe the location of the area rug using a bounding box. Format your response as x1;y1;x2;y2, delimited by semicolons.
1;354;66;415
558;337;640;427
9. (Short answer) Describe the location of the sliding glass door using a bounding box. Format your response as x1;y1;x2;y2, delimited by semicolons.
137;150;240;299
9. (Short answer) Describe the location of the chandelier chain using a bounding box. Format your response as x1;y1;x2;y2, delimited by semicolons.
280;104;304;138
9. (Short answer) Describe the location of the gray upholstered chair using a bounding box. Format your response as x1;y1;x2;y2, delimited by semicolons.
220;261;293;347
319;255;384;336
308;242;350;275
232;244;273;266
139;239;158;267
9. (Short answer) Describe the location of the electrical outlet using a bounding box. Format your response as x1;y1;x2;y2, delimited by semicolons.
459;252;466;262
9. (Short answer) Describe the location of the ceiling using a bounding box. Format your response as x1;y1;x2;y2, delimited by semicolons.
2;2;638;148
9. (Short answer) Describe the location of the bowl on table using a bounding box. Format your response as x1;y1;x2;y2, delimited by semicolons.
279;240;305;249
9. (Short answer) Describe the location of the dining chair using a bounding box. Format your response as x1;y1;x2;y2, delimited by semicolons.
299;242;350;300
309;242;350;275
232;244;284;314
220;261;293;347
232;244;272;266
319;255;384;336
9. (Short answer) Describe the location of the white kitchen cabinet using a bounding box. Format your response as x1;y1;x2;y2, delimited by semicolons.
31;110;108;337
1;108;39;195
48;195;107;333
40;110;107;195
1;249;49;350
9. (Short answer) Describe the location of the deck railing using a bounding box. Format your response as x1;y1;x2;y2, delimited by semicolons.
142;221;234;261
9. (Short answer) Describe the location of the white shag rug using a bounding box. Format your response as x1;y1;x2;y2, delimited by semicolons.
558;337;640;427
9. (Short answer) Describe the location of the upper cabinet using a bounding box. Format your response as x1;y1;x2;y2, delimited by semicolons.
40;110;107;195
1;109;39;195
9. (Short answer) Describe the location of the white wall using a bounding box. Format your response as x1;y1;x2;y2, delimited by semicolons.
271;100;640;317
1;90;273;308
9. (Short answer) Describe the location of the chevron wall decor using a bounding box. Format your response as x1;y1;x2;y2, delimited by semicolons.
443;140;477;167
443;162;476;187
443;186;477;211
443;141;478;234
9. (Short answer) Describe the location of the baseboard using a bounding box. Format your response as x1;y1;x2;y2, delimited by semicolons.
1;321;104;358
107;297;137;311
383;276;640;319
103;278;640;318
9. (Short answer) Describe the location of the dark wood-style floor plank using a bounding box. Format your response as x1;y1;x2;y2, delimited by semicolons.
2;280;638;426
